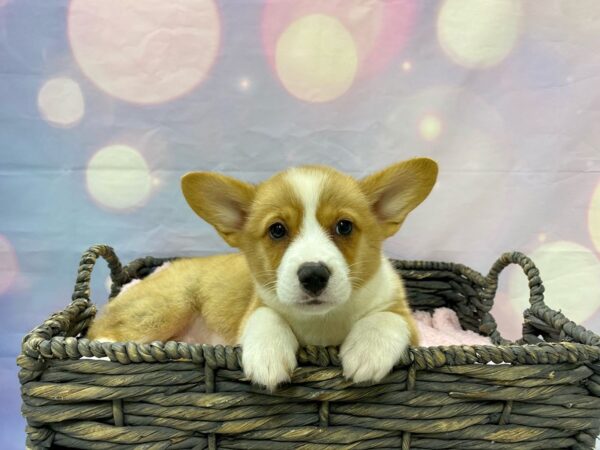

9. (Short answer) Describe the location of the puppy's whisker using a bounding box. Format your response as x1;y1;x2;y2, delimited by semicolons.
256;268;277;273
261;281;279;290
347;274;382;294
252;272;278;282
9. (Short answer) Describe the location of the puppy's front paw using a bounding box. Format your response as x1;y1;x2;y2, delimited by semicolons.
340;312;411;384
241;307;299;391
242;340;297;391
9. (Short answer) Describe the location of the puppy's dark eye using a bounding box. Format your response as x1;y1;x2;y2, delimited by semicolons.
335;220;353;236
268;222;287;240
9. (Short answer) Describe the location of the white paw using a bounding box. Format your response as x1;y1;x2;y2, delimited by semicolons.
241;307;298;391
242;340;297;391
340;312;411;384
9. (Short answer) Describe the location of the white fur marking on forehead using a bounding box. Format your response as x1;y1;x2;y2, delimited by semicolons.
285;169;327;218
274;168;352;311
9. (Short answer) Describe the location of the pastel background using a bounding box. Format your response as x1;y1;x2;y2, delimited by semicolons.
2;0;600;448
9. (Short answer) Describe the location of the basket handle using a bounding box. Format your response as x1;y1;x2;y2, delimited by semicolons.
481;251;600;348
479;252;545;344
481;251;545;306
71;244;128;303
20;245;123;361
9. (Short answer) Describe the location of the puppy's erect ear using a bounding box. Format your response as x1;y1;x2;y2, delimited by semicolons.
181;172;256;247
360;158;438;237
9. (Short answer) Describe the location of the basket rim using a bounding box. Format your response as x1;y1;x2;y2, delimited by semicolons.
20;333;600;372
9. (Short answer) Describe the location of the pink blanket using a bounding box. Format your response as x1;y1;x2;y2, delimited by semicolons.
413;308;492;347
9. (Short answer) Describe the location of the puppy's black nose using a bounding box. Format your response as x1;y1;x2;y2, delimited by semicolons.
297;262;330;296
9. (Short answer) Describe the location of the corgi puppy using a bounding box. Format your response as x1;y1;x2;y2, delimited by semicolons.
87;158;438;391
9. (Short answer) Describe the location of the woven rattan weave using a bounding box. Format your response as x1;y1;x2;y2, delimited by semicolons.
18;245;600;449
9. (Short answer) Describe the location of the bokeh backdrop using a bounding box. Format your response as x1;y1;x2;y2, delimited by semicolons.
2;0;600;447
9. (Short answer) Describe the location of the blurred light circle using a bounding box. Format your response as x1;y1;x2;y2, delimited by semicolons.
104;276;112;294
437;0;522;69
86;145;152;211
588;181;600;253
37;77;84;126
68;0;220;104
489;292;522;342
0;235;19;295
419;114;442;141
263;1;416;89
508;241;600;323
275;14;358;103
238;77;251;92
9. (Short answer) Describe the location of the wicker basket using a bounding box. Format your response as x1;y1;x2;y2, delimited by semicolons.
18;245;600;449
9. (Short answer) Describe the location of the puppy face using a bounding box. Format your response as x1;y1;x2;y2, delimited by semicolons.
242;168;380;314
182;159;438;315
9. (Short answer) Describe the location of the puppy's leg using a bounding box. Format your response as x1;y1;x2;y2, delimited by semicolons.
87;287;195;343
340;303;417;384
241;306;298;391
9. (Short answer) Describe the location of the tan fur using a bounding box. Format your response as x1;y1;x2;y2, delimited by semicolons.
361;158;438;237
88;254;258;343
240;172;304;289
88;158;438;387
